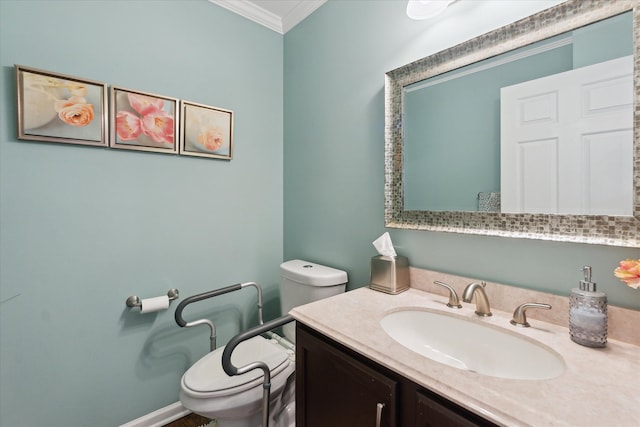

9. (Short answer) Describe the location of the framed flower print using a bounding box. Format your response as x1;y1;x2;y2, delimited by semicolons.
110;86;178;154
179;100;233;160
16;65;108;147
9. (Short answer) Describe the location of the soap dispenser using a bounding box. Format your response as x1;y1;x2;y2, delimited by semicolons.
569;266;607;348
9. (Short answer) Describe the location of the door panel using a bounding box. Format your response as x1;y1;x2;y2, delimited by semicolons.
501;55;633;214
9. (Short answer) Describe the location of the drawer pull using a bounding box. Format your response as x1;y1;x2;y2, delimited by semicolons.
376;402;385;427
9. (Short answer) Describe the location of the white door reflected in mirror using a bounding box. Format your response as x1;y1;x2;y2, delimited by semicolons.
500;56;633;216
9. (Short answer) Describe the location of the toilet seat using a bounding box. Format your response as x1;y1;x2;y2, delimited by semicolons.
181;335;291;398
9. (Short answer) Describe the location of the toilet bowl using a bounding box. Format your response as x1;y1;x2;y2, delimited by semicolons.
179;260;347;427
180;336;295;427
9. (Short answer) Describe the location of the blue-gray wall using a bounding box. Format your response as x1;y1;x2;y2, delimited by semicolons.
573;11;634;68
2;1;640;426
0;1;283;426
283;1;639;307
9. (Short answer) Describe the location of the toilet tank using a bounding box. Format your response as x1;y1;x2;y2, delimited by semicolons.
280;259;348;341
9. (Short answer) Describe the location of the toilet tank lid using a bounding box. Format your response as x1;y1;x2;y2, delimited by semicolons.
280;259;348;286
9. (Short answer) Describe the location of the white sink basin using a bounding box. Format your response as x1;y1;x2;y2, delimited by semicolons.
380;309;565;380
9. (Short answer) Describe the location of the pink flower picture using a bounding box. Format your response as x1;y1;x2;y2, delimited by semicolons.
180;100;233;160
110;87;178;154
140;110;174;144
115;111;142;141
17;65;107;147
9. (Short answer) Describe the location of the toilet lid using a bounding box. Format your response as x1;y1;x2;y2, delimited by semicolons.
182;335;289;394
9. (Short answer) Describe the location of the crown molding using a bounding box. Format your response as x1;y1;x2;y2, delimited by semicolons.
210;0;282;33
209;0;326;34
282;1;326;33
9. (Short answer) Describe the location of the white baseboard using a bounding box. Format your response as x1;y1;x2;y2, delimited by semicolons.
119;401;192;427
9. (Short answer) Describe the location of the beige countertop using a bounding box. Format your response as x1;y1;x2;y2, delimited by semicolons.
290;287;640;427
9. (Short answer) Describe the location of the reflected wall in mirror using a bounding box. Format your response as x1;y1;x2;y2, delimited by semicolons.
385;0;640;247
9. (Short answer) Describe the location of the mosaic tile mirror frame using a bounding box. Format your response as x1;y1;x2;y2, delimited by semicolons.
384;0;640;247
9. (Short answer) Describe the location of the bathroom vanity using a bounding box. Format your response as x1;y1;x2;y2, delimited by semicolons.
296;322;496;426
291;286;640;427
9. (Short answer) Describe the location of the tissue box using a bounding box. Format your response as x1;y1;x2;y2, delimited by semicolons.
369;255;410;294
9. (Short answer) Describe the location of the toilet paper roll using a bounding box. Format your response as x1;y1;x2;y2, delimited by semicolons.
140;295;170;314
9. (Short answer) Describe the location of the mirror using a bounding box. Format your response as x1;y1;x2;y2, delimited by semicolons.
384;0;640;247
404;13;633;214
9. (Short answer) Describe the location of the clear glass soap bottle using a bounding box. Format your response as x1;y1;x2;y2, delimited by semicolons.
569;266;607;348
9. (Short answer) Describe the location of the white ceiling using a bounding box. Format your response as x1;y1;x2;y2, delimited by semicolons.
209;0;327;34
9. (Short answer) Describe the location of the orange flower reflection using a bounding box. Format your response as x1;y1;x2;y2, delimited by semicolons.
614;259;640;289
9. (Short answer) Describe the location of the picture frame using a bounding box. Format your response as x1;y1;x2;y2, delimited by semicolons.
179;100;233;160
110;86;179;154
16;65;108;147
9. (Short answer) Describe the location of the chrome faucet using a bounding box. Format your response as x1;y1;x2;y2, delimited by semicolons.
434;281;462;309
462;281;492;317
510;302;551;327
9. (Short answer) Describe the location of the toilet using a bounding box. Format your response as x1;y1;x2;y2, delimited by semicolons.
179;260;348;427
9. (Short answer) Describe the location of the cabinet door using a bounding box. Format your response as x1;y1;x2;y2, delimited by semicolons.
416;390;495;427
297;325;398;427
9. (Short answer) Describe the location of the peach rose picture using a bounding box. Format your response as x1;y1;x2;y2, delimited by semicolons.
180;100;233;160
17;65;106;146
110;87;178;154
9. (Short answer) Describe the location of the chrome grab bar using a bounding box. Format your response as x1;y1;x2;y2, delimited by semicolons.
174;282;264;351
222;314;295;427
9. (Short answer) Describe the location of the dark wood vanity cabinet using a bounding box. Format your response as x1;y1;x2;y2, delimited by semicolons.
296;323;497;427
295;322;398;426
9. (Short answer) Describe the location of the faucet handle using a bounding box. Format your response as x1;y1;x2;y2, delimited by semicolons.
510;302;552;327
434;281;462;309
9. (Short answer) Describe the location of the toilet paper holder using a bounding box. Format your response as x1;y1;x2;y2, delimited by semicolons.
125;288;180;309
